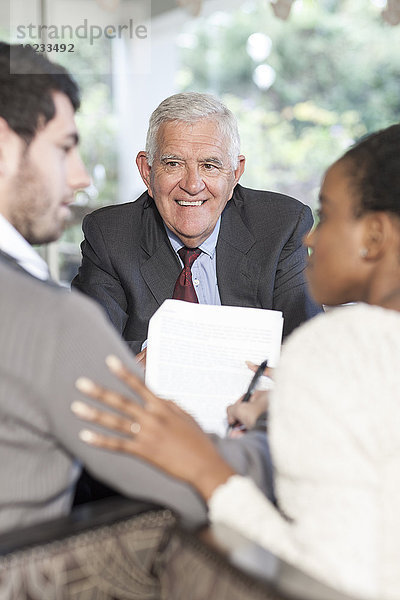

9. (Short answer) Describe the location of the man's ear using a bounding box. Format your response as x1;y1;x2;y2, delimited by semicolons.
0;118;12;176
233;154;246;185
0;118;24;178
136;151;153;197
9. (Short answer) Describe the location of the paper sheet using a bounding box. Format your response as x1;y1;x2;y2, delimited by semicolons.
145;300;283;436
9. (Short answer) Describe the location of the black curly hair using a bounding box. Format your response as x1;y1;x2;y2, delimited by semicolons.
340;123;400;219
0;42;80;145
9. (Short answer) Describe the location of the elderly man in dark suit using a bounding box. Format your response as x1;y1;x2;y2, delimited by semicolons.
72;93;321;357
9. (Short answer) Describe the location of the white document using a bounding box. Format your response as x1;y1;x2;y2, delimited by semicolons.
145;300;283;436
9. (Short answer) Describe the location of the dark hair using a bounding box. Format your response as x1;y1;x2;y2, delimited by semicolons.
0;43;80;145
341;123;400;218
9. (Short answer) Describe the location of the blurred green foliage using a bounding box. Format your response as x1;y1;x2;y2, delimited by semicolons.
176;0;400;208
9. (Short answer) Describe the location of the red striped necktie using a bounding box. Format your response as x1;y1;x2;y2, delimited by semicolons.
173;247;202;303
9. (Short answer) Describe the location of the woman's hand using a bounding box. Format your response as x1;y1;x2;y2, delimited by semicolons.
71;355;235;501
226;361;272;434
227;390;269;431
245;360;274;379
135;347;147;370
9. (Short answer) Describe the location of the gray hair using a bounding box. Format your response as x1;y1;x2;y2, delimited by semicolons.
145;92;241;170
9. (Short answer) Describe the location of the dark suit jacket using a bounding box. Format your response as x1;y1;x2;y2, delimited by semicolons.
72;184;321;353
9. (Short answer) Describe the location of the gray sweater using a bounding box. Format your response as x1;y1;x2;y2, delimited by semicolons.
0;256;273;533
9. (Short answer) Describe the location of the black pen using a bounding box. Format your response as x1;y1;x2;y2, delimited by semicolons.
241;359;269;403
227;359;268;435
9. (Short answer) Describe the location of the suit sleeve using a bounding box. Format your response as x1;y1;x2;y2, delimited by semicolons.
72;214;142;354
272;204;322;337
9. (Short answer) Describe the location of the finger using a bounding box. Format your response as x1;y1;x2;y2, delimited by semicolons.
135;349;146;368
106;356;162;410
245;361;258;373
226;405;235;425
79;429;139;454
71;400;140;436
78;427;189;483
75;377;146;421
227;406;241;425
245;361;273;378
107;361;179;418
135;348;146;360
226;395;245;424
79;428;169;472
229;427;246;439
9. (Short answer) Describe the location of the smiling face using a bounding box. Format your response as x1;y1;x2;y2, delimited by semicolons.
304;158;371;306
1;91;89;245
136;118;245;247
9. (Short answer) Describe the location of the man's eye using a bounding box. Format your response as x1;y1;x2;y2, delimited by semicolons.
165;161;180;168
203;163;218;171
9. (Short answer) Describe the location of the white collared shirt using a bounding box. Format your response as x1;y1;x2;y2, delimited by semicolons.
0;214;49;280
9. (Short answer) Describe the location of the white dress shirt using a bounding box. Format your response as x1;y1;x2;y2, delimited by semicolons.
0;214;49;280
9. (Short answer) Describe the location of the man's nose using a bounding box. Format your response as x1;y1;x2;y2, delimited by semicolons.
68;151;91;193
179;165;205;195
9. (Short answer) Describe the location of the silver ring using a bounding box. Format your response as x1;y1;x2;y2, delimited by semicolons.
130;422;141;435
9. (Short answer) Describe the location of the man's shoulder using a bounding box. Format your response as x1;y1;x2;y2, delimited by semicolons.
0;256;59;296
84;190;151;225
232;184;309;216
224;184;313;239
0;257;103;323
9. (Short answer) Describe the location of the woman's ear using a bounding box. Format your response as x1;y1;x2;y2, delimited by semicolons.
360;212;393;260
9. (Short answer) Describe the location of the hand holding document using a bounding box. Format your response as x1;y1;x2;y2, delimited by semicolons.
145;300;283;436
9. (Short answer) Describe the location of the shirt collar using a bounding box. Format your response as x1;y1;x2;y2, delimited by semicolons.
165;217;221;259
0;214;49;280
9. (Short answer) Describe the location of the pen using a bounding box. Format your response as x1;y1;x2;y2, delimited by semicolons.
241;359;269;403
227;359;268;435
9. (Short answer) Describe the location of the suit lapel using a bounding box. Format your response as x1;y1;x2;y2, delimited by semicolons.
137;191;261;308
139;201;181;305
217;197;261;307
